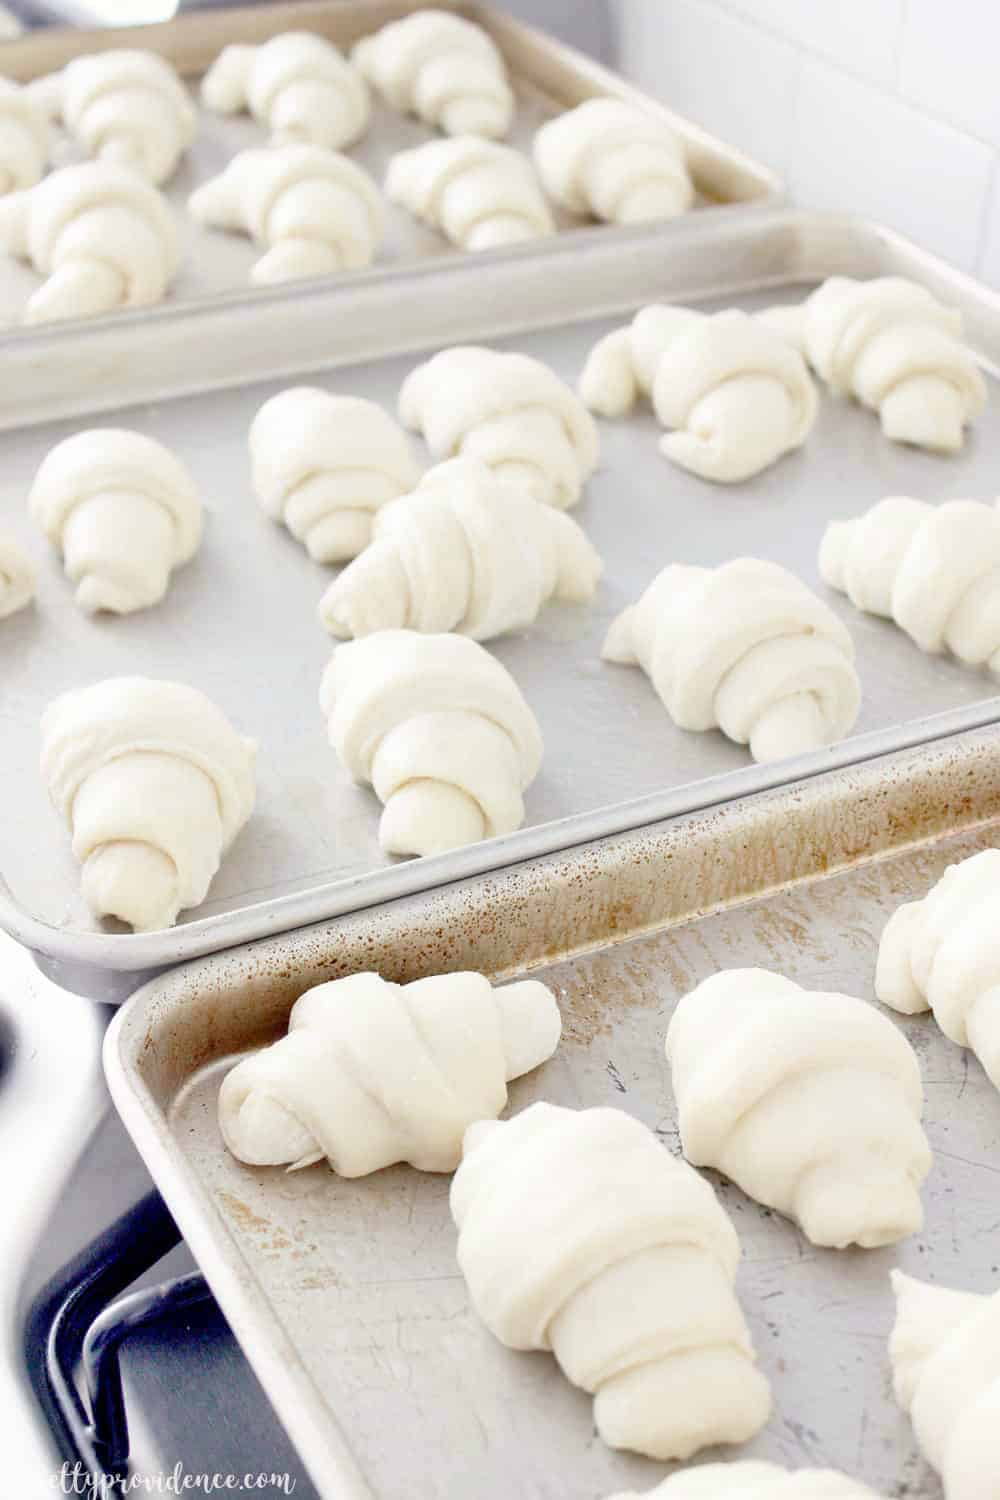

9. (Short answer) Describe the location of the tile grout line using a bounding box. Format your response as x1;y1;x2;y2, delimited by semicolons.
973;152;1000;279
893;0;911;92
696;0;1000;153
782;47;806;189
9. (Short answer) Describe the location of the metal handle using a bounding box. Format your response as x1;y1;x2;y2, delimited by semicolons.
23;1189;210;1488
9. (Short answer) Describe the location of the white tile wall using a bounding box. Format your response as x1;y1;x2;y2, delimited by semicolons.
788;60;993;272
719;0;905;87
607;0;1000;285
611;0;800;176
899;0;1000;141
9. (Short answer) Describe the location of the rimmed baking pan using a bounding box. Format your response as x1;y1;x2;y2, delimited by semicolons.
105;724;1000;1499
3;211;1000;1000
0;0;782;326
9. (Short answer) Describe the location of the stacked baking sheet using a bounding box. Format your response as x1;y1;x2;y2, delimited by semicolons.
1;208;1000;1000
4;6;1000;1499
106;728;1000;1500
0;0;779;323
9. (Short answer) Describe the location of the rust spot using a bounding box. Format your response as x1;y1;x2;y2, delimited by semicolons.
294;1271;341;1291
216;1189;271;1234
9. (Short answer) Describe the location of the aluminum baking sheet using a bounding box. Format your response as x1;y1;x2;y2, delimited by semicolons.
105;729;1000;1500
0;0;780;326
4;212;1000;1002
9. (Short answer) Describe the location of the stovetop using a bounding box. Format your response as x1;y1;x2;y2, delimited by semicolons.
3;934;317;1499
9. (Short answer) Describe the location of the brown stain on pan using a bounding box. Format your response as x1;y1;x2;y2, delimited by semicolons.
217;1189;272;1234
128;730;1000;1115
216;1189;296;1257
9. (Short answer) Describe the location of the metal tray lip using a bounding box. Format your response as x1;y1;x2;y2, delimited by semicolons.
101;1015;373;1500
0;198;784;359
0;0;784;351
8;694;1000;987
0;207;989;381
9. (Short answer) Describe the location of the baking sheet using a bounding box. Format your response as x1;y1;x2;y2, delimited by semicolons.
0;70;571;321
105;731;1000;1500
5;212;1000;1000
0;0;780;326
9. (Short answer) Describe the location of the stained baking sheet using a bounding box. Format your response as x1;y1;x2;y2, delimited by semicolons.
105;730;1000;1500
3;212;1000;1000
0;0;780;325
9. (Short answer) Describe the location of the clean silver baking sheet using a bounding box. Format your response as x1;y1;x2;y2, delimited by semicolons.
105;745;1000;1500
0;77;565;321
0;0;780;325
3;212;1000;999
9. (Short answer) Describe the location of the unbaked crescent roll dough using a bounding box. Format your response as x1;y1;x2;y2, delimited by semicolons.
385;135;553;251
352;9;513;139
534;98;693;225
29;429;203;614
250;386;421;563
201;31;370;150
820;496;1000;674
30;49;196;186
451;1102;771;1461
0;78;51;196
890;1271;1000;1500
0;531;35;619
399;345;599;510
603;558;861;763
319;628;543;857
219;969;561;1173
0;161;179;323
666;968;931;1248
41;677;256;932
876;847;1000;1091
607;1463;884;1500
768;276;986;452
580;304;818;482
189;144;383;284
318;457;602;640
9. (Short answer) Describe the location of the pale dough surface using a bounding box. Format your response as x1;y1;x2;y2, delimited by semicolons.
352;9;513;140
876;846;1000;1091
219;968;561;1174
580;303;817;482
603;557;861;763
666;967;931;1248
41;675;256;932
319;628;543;857
0;159;178;323
534;98;693;225
189;143;384;284
385;134;553;251
29;428;202;615
318;456;601;641
29;49;197;186
399;344;600;510
607;1463;883;1499
249;385;421;562
890;1271;1000;1500
765;275;986;453
451;1102;771;1462
0;78;52;195
820;495;1000;675
201;31;370;152
0;528;34;619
